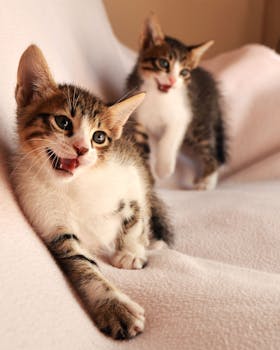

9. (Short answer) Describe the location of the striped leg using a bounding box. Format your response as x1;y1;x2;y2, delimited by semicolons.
112;201;149;270
192;143;219;190
49;233;145;339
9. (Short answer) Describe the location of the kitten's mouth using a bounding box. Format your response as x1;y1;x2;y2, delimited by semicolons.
155;79;172;93
46;148;79;175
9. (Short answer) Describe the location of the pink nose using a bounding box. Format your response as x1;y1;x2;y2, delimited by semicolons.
73;144;88;156
169;76;176;85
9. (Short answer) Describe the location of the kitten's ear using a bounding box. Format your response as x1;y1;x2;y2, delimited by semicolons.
15;44;57;107
189;40;214;69
140;13;165;50
107;93;146;139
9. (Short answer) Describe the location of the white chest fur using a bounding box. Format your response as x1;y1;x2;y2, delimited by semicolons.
135;79;193;179
69;161;147;248
13;157;147;252
136;79;193;138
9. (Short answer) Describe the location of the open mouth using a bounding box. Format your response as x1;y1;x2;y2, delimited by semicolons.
46;148;79;175
155;79;172;93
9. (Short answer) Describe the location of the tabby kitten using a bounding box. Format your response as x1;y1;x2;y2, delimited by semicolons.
127;15;228;190
12;45;172;340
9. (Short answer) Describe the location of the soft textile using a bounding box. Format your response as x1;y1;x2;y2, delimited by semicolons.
1;1;280;349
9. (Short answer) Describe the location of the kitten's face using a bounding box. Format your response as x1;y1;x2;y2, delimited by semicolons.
138;14;213;93
15;45;145;181
139;40;191;92
18;86;115;179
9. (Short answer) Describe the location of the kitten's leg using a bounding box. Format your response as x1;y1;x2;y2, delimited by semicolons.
149;191;174;246
192;143;219;190
131;121;151;161
155;125;185;179
111;201;149;270
49;233;145;339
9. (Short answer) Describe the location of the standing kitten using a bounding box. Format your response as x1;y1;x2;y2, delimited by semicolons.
12;45;172;340
127;15;228;190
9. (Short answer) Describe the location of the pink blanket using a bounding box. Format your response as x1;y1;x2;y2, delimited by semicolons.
1;1;280;349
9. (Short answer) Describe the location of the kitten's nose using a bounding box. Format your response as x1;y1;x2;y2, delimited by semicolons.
73;144;88;156
169;76;176;86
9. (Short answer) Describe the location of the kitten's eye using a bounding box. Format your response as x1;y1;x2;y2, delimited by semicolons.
158;58;169;70
92;131;107;144
180;69;190;77
55;115;73;131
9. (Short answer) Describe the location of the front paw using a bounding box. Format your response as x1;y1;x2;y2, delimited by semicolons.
193;172;218;191
155;159;175;179
111;250;147;270
93;292;145;340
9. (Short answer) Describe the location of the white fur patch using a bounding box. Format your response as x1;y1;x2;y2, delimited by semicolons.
194;171;218;191
12;154;148;253
136;67;193;179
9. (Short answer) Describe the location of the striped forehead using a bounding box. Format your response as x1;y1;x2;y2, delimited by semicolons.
167;46;188;63
141;42;189;66
59;84;103;120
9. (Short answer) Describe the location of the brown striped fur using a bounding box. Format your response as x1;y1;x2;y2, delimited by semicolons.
12;45;173;340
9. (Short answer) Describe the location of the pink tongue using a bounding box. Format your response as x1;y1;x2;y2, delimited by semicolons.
60;158;79;172
159;84;171;92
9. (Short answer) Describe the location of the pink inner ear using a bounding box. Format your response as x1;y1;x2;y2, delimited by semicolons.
16;45;57;107
154;36;163;44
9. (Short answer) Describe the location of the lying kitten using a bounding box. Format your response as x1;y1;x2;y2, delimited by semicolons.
11;45;172;340
127;14;228;190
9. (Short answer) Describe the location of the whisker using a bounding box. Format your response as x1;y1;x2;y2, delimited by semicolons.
33;148;56;179
67;85;72;113
18;148;50;179
73;90;80;111
11;145;51;176
112;87;139;105
52;133;73;154
11;136;63;176
72;86;76;115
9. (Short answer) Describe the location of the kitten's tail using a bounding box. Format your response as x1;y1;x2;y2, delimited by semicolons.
215;116;228;164
149;192;174;246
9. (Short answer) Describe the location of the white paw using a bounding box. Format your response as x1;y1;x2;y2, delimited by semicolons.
111;250;147;269
155;159;175;179
194;171;218;191
94;292;145;339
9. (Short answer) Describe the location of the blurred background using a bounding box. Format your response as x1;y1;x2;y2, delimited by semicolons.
104;0;280;58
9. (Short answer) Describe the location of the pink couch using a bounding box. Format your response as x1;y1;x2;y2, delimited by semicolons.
1;1;280;349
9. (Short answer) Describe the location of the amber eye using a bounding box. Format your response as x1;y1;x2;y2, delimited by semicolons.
180;68;190;77
92;130;107;144
158;58;169;70
54;115;73;131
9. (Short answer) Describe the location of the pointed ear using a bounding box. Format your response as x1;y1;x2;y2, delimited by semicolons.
107;93;146;139
15;44;57;107
189;40;214;69
139;13;165;50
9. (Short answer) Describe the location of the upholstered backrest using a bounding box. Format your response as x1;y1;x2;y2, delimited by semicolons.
0;0;134;149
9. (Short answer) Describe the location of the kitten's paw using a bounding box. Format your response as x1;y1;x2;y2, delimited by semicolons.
194;171;218;191
155;160;175;179
193;181;208;191
111;250;147;270
94;292;145;340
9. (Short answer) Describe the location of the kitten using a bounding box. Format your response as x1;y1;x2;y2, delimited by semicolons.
127;14;228;190
11;45;172;340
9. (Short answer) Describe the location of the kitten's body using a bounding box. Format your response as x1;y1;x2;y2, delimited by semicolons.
127;17;227;190
13;138;150;253
136;65;192;140
12;45;172;340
